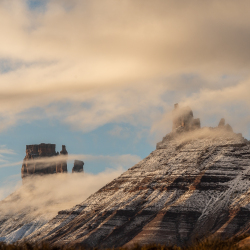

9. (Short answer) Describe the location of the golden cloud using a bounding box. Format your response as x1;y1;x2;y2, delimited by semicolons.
0;0;250;135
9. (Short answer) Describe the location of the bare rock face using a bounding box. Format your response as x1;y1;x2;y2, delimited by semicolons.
60;145;68;155
72;160;84;173
21;144;68;179
172;103;200;132
56;145;68;173
22;113;250;248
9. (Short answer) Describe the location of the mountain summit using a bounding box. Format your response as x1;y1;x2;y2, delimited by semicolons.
22;105;250;247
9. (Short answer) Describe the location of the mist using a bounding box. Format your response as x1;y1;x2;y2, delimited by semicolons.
0;168;124;219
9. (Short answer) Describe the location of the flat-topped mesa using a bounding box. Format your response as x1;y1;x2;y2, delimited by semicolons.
172;103;200;132
21;143;68;179
72;160;84;173
25;143;57;158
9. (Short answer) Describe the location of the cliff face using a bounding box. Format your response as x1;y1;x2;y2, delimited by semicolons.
22;125;250;248
21;144;68;179
172;103;200;132
72;160;84;173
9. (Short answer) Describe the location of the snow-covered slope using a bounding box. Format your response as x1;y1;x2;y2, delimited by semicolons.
0;184;51;243
22;127;250;247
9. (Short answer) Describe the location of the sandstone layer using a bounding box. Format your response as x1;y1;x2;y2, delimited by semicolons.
21;144;68;179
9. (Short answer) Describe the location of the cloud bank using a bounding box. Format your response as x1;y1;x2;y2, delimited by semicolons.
0;153;141;170
1;0;250;136
0;168;124;218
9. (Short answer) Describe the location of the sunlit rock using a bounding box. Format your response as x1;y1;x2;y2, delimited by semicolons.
172;103;200;132
21;144;68;179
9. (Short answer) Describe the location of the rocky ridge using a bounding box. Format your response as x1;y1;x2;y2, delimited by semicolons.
22;124;250;247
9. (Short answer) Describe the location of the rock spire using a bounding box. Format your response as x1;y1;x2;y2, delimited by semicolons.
21;144;86;179
72;160;84;173
172;103;200;132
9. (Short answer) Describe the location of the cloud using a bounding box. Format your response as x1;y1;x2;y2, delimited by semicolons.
0;167;124;219
0;174;20;201
0;146;16;155
1;0;250;136
0;145;16;164
0;153;141;203
0;153;141;170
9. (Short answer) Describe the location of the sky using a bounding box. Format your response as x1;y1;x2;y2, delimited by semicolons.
1;0;250;199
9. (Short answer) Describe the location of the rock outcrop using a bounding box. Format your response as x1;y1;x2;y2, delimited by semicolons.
218;118;233;132
21;144;68;179
72;160;84;173
21;109;250;248
0;145;87;243
56;145;68;173
172;103;200;132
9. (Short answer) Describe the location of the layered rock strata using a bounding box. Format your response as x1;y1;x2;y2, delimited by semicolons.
23;124;250;248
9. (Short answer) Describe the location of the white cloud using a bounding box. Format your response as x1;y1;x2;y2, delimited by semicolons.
0;168;125;218
0;153;141;170
0;146;16;164
0;146;16;155
0;174;21;201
